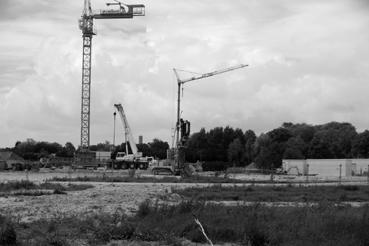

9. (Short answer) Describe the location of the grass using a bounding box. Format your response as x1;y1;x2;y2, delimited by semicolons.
49;174;283;184
2;201;369;246
179;184;368;202
0;180;93;197
174;184;369;202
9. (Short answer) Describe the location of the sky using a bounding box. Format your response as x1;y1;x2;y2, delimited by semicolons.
0;0;369;148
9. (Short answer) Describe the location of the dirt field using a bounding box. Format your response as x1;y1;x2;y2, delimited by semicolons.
0;170;368;223
0;181;182;223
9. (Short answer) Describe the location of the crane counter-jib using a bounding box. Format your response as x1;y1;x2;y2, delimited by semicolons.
93;4;145;18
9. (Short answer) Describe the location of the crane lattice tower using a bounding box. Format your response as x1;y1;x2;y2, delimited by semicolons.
78;0;145;149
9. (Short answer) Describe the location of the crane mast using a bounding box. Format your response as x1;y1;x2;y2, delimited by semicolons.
173;64;248;148
114;103;139;155
78;0;145;150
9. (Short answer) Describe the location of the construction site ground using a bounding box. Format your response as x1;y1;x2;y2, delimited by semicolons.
0;170;368;245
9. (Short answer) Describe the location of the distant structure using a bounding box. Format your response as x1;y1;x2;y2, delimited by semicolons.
282;159;369;177
138;135;143;145
0;152;25;170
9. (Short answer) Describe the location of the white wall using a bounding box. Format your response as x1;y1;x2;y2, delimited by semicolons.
306;159;349;177
350;159;369;175
282;159;306;175
282;158;369;177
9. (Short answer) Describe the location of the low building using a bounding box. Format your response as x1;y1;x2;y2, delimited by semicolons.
95;151;111;161
282;159;369;177
0;160;6;170
0;152;25;170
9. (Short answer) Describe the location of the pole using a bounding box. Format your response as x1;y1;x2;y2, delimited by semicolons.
113;112;116;147
176;81;181;148
339;164;342;185
306;164;309;183
367;164;369;185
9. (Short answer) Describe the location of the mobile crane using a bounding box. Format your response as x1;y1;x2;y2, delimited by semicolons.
114;103;153;169
151;64;248;176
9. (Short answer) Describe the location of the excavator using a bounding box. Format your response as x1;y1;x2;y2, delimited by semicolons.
113;103;153;169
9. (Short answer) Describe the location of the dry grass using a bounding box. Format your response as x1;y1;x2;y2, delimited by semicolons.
174;184;369;202
49;174;275;184
1;201;369;246
0;180;93;197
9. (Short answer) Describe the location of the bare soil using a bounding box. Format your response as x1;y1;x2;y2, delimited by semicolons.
0;170;367;222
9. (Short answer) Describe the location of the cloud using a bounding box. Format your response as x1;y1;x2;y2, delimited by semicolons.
0;0;369;148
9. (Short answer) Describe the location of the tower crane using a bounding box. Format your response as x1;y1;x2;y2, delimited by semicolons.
173;64;248;148
159;64;249;176
78;0;145;150
151;64;248;176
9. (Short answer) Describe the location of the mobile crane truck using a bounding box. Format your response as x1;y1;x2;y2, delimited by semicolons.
113;103;154;169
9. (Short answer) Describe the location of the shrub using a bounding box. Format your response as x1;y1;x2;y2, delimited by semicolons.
0;180;36;192
137;199;152;218
111;222;135;240
0;216;16;246
202;161;229;171
340;185;360;191
53;188;67;195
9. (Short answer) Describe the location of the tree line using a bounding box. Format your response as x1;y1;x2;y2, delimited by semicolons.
185;122;369;169
3;121;369;170
1;138;169;161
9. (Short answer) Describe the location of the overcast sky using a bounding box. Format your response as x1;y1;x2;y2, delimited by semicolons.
1;0;369;148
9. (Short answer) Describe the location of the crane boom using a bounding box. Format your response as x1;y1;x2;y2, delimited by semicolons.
174;64;248;84
173;64;248;148
114;103;139;155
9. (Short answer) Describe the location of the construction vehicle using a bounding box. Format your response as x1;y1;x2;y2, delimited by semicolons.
75;0;144;167
151;64;248;176
113;103;153;169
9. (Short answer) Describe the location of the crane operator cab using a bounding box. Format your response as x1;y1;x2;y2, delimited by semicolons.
179;119;191;145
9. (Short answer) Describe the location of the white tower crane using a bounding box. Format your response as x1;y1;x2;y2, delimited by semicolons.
78;0;145;150
173;64;249;148
168;64;248;176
